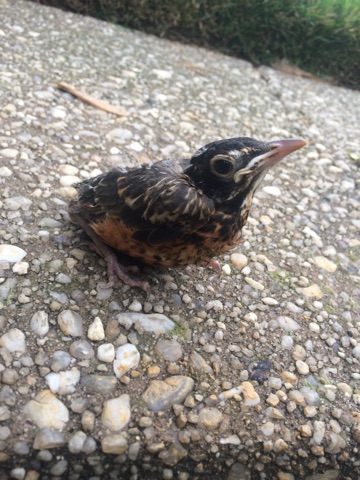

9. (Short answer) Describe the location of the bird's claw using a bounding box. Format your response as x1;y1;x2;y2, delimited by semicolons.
106;253;150;292
201;260;221;273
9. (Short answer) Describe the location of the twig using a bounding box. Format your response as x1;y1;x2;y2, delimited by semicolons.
57;82;128;116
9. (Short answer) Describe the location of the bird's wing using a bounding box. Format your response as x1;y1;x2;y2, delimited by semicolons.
72;164;215;246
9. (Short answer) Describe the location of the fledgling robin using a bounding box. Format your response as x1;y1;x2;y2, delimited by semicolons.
69;136;306;291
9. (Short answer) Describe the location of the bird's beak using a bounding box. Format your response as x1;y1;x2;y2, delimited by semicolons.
233;138;307;183
261;138;307;168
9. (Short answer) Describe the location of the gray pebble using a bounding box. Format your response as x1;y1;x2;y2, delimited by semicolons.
69;340;95;359
55;273;72;284
9;469;26;480
51;351;71;372
83;436;97;454
30;310;49;336
312;420;326;444
300;387;320;406
81;375;117;394
198;407;223;430
0;328;26;354
142;376;194;411
68;431;87;454
33;428;66;450
50;459;68;476
57;310;83;337
155;339;183;361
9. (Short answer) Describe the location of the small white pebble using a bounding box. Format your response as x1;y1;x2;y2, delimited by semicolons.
30;311;49;336
241;266;251;275
245;277;265;291
88;317;105;341
262;185;281;196
97;343;115;362
222;264;231;275
244;312;257;322
0;166;12;176
309;322;320;333
12;262;29;275
0;245;27;263
296;360;309;375
262;297;278;305
110;146;120;155
59;175;81;187
230;253;248;270
129;301;142;312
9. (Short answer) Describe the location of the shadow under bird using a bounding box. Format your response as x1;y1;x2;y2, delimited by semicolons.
69;136;306;291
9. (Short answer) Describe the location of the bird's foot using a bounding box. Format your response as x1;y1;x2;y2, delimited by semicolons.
202;260;221;273
85;241;140;274
105;251;150;292
69;210;149;292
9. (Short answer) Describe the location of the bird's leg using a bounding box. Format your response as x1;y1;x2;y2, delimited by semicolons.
201;260;222;273
84;241;140;273
69;211;149;292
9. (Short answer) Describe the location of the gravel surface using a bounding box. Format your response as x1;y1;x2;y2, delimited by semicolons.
0;1;360;479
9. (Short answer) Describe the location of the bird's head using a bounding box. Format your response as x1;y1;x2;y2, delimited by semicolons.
186;137;306;204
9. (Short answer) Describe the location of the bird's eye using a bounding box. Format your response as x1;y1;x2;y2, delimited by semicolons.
212;158;235;176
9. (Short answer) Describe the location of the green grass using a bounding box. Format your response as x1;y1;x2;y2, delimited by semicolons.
34;0;360;89
166;320;187;340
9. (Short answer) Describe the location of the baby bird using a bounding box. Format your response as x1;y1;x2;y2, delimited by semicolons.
69;136;306;290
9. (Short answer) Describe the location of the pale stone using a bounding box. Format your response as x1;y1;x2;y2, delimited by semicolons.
314;256;337;272
304;406;318;418
101;435;128;454
299;424;312;437
30;311;49;336
57;310;83;337
241;381;260;406
0;148;19;158
0;328;26;353
12;262;29;274
277;316;301;331
87;317;105;341
303;226;323;247
58;164;79;175
116;313;174;335
230;253;248;270
265;407;285;420
113;344;140;378
142;376;194;411
312;421;326;444
33;429;66;450
45;368;81;395
244;277;264;290
50;106;67;118
59;175;81;187
262;185;281;196
280;371;298;386
260;422;275;436
296;360;310;375
266;393;279;407
0;245;27;263
220;435;241;445
302;284;323;298
0;166;12;176
68;431;87;454
23;390;69;430
198;408;223;430
57;186;78;199
273;439;288;452
101;395;131;431
222;264;231;275
97;343;115;362
324;432;346;454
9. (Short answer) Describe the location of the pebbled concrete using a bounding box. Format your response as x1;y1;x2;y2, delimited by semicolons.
0;1;360;479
